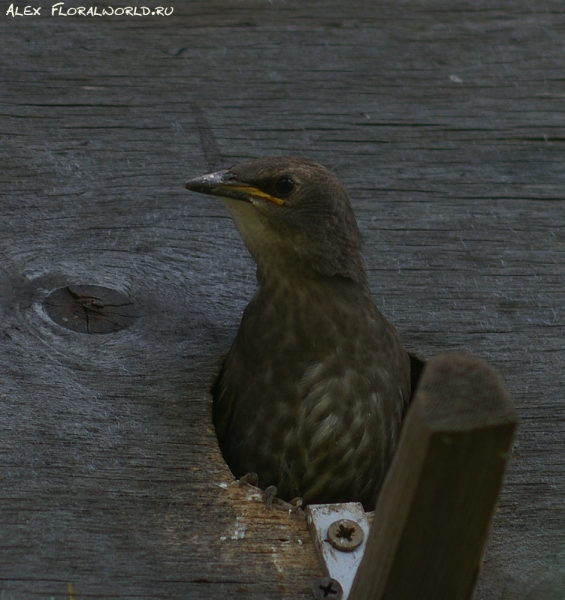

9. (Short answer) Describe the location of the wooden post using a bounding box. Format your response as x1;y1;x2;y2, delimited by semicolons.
349;353;518;600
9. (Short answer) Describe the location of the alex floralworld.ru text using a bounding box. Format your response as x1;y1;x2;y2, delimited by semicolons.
6;3;174;16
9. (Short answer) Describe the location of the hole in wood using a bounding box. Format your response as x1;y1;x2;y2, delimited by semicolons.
44;285;139;334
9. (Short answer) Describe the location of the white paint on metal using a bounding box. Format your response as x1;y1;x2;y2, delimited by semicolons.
306;503;371;600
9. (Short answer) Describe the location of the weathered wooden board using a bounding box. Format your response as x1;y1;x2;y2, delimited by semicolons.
1;1;564;598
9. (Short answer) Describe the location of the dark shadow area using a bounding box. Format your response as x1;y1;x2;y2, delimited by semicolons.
409;353;426;402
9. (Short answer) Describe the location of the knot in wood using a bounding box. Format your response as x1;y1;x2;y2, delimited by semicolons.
44;284;139;334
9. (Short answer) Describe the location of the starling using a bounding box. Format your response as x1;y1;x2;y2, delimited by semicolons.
184;157;410;509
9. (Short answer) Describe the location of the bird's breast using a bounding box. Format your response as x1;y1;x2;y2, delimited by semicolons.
212;276;410;505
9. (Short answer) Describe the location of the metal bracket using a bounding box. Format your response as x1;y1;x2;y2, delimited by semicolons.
306;503;371;600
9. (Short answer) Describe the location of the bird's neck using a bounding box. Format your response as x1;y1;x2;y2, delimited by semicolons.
223;196;368;287
255;263;370;304
253;244;368;292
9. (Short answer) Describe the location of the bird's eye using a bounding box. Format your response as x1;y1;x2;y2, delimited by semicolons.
274;177;295;196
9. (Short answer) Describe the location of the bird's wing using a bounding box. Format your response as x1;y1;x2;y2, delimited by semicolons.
280;360;404;506
211;354;243;452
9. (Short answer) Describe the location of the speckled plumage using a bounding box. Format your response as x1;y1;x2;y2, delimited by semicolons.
185;157;410;509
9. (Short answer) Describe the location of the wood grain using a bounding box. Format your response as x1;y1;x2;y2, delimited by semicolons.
1;1;564;598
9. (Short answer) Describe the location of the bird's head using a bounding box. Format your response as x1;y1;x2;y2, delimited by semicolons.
184;157;367;286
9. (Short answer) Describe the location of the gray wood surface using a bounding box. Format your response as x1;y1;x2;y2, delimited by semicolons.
1;1;564;598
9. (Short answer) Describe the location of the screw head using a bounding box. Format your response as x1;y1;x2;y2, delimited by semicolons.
327;518;364;552
312;577;343;600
